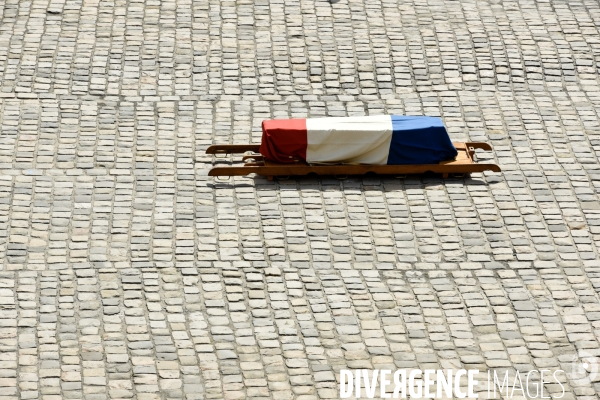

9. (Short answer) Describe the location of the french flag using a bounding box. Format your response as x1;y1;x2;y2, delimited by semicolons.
259;115;458;165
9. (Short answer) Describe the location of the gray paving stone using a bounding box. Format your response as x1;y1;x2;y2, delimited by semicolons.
0;0;599;398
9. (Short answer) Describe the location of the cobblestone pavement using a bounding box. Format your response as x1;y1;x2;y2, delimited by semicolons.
1;0;600;399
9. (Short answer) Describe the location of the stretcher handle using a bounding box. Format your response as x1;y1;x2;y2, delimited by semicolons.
206;144;261;155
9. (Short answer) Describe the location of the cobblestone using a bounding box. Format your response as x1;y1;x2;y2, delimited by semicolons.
0;0;600;398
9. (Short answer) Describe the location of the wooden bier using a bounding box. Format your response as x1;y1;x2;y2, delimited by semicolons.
206;142;500;180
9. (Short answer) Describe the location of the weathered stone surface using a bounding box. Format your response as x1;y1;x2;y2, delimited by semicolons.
0;0;599;398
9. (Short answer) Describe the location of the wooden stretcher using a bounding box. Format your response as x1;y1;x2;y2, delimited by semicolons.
206;142;500;180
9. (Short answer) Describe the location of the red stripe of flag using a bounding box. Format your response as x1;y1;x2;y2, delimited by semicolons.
259;119;307;163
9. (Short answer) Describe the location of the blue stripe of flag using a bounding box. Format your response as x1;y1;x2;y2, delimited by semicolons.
387;116;458;165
